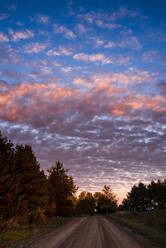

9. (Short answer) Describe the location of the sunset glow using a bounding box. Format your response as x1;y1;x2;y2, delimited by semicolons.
0;0;166;201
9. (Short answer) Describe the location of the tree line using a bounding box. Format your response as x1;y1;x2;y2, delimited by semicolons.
0;132;117;222
122;180;166;211
0;132;165;223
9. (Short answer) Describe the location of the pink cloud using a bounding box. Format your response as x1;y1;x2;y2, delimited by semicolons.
0;32;9;42
47;46;72;56
96;20;121;29
61;67;72;73
23;42;47;53
0;73;165;128
76;24;87;33
59;46;73;55
9;29;34;41
119;36;142;50
73;53;113;65
53;24;76;39
47;49;60;56
142;50;158;62
104;41;116;48
77;13;93;23
36;14;49;24
110;7;128;20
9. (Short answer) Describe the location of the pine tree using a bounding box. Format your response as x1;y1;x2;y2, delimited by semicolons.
13;145;48;219
47;161;77;216
0;132;15;218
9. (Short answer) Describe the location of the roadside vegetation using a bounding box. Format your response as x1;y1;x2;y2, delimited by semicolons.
111;210;166;248
0;131;166;247
112;180;166;248
0;216;71;248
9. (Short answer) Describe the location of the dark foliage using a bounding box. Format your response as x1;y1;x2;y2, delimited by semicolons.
0;132;15;218
122;180;166;211
76;191;95;215
47;161;77;216
76;185;117;215
94;185;117;214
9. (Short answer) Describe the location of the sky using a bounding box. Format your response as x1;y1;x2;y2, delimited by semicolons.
0;0;166;202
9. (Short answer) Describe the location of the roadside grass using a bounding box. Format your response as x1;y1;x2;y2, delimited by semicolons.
0;216;73;248
110;210;166;248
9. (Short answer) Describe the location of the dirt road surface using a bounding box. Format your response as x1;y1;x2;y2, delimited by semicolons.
15;216;153;248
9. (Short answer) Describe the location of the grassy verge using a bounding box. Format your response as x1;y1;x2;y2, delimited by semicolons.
0;216;73;248
110;210;166;248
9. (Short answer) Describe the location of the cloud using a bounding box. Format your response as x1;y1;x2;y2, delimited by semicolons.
59;46;73;55
110;7;129;20
40;66;53;75
119;36;142;50
36;14;49;24
47;49;60;56
53;62;61;67
90;37;105;47
0;72;164;128
77;8;144;31
61;67;72;73
77;13;93;23
0;44;21;64
76;23;87;33
73;53;113;65
23;42;47;53
0;13;9;20
113;68;153;84
16;22;24;27
95;39;104;46
9;29;34;41
47;46;72;56
104;41;116;48
53;24;76;39
0;4;165;201
110;7;143;21
104;36;141;50
0;32;9;42
115;56;131;65
96;20;121;29
0;80;9;89
142;50;158;62
8;4;17;11
0;73;166;200
104;35;141;51
0;68;24;80
157;80;166;97
120;29;133;35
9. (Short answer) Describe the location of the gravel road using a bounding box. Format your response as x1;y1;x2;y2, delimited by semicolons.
16;215;153;248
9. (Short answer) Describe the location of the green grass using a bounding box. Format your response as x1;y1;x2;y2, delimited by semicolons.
0;216;73;248
110;210;166;248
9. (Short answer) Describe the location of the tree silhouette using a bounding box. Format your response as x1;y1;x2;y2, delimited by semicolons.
76;191;95;215
122;180;166;211
13;145;48;220
0;132;15;218
94;185;117;214
148;180;166;209
47;161;77;216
